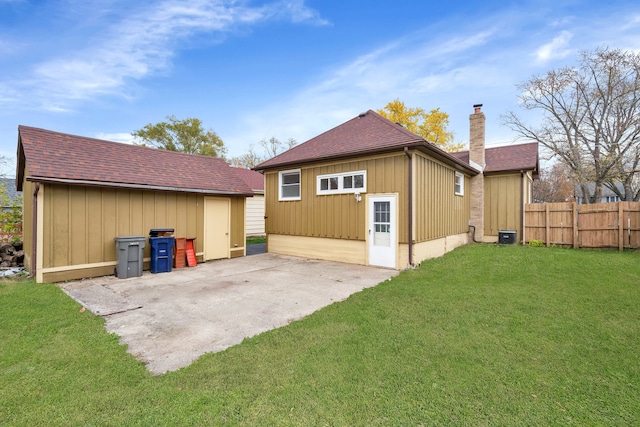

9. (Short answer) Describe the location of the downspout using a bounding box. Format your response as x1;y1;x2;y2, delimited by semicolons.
30;182;40;279
404;147;413;267
520;171;525;244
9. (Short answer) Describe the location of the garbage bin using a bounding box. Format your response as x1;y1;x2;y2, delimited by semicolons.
150;236;174;273
114;236;146;279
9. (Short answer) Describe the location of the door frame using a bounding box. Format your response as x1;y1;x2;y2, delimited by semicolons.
204;197;231;260
366;193;398;269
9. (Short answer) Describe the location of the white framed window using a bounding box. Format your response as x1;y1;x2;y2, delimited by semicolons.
279;169;301;201
454;172;464;196
316;170;366;195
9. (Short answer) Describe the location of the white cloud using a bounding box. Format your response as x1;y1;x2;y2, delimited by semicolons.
9;0;328;111
534;30;573;64
621;14;640;31
95;132;136;144
224;27;506;156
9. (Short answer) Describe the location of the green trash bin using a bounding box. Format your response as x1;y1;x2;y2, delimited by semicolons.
114;236;146;279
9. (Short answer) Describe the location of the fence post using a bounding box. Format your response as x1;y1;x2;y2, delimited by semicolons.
573;202;578;249
545;204;550;247
619;202;624;251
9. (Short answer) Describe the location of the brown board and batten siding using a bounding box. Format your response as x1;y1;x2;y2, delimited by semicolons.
484;174;522;237
228;196;246;257
38;185;246;282
413;151;471;242
264;152;408;242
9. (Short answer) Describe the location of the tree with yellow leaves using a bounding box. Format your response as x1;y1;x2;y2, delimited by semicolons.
377;99;464;152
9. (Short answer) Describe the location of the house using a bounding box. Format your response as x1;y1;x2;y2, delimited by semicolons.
254;106;538;269
451;141;539;242
255;108;478;269
17;126;253;283
574;182;625;204
233;168;265;236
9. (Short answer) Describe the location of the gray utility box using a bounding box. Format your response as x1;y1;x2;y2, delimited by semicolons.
498;230;517;245
114;236;146;279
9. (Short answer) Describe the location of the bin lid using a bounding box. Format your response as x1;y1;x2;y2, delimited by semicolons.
149;228;174;237
114;236;146;242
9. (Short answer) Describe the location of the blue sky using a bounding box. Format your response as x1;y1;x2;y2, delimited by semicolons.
2;0;640;176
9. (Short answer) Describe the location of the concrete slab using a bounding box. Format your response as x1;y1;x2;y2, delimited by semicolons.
63;284;141;316
60;253;397;375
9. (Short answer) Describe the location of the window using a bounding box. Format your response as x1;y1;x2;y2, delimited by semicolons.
317;170;366;195
279;169;301;201
605;196;620;203
454;172;464;196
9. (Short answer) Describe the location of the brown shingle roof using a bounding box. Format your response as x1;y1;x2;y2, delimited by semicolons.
232;167;264;191
16;125;253;195
254;110;476;174
451;142;539;177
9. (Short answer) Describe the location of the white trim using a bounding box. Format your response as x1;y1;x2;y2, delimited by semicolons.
455;172;464;196
316;170;367;195
278;169;301;201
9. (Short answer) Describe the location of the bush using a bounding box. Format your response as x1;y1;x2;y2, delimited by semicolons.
0;181;22;245
528;239;545;247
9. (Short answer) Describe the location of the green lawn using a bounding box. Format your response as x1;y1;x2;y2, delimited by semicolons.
1;245;639;425
246;236;266;245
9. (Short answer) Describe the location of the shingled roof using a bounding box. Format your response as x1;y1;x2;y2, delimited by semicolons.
254;110;477;174
233;167;264;191
16;126;253;196
451;142;539;178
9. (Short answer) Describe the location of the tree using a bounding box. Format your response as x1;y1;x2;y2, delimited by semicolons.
377;99;464;152
503;47;640;203
229;137;297;169
533;163;575;203
132;115;226;157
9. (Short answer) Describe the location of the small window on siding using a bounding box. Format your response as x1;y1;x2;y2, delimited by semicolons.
455;172;464;196
279;169;301;201
316;170;367;195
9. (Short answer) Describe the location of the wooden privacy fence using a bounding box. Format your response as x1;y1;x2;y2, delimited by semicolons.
524;202;640;250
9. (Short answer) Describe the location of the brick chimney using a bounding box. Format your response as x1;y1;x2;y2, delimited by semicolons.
469;104;485;242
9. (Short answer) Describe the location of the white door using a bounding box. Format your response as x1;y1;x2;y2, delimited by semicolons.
368;195;397;268
204;197;230;260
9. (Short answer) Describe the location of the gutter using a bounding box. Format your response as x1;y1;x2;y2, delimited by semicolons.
26;176;254;197
404;147;414;267
255;141;479;176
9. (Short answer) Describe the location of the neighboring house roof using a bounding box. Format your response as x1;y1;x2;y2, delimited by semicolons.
574;182;625;198
232;167;264;192
254;110;478;175
16;126;253;196
451;142;539;178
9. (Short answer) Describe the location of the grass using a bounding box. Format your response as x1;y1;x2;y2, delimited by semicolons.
1;245;639;425
246;236;266;245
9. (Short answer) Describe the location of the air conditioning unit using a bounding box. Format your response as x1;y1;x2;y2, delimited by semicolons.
498;230;517;245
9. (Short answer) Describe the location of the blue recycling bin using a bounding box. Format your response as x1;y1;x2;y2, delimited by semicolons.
149;236;174;274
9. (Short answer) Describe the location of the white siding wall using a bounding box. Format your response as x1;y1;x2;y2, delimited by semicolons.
246;193;265;236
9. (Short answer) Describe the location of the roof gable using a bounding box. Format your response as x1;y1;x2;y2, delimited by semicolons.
17;126;253;195
254;110;476;174
256;110;423;169
451;142;539;177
